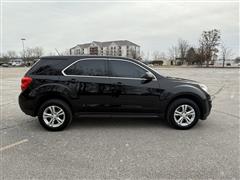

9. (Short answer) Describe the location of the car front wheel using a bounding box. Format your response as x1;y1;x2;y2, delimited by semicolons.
38;99;72;131
167;98;200;130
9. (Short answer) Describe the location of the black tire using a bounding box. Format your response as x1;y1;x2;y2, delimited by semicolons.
38;99;72;131
166;98;200;130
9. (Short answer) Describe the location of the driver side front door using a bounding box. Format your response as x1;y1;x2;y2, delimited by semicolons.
108;59;161;114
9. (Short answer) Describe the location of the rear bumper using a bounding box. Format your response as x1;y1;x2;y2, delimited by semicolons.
19;92;36;117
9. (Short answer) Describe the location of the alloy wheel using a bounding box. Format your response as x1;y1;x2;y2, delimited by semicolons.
173;104;196;127
42;105;65;128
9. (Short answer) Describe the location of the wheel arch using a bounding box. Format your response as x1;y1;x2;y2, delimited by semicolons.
34;93;74;116
165;93;204;119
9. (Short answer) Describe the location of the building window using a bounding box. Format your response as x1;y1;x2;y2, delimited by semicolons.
90;47;98;55
75;49;81;55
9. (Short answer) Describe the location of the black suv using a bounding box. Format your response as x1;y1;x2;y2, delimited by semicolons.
19;56;211;131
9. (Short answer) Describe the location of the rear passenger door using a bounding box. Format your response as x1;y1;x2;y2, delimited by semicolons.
108;59;161;114
62;58;112;113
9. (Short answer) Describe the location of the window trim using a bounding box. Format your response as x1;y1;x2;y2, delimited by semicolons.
62;58;107;77
62;58;157;80
108;59;157;80
31;59;41;68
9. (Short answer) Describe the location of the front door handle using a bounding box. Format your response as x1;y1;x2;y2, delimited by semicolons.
70;78;77;83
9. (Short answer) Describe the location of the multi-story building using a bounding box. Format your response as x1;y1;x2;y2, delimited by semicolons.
70;40;140;59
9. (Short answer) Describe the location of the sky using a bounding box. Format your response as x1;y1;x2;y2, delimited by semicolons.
1;1;239;58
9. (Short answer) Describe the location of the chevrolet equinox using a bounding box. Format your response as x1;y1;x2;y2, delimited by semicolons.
19;56;212;131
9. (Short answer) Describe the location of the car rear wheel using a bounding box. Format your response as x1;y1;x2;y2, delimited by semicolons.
38;99;72;131
166;98;200;130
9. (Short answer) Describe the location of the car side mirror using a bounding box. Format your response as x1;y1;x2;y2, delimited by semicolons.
142;72;155;81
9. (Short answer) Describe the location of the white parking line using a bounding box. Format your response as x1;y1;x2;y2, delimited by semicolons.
0;139;28;152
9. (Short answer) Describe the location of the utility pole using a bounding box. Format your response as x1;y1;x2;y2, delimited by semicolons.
21;38;26;60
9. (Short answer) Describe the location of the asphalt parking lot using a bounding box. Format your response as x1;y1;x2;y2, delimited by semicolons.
0;67;239;179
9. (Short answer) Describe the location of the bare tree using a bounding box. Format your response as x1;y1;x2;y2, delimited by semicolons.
159;52;166;59
139;51;145;61
24;48;34;59
197;41;205;66
61;49;71;56
32;47;44;58
0;53;11;63
129;48;138;59
221;44;232;67
178;39;189;64
200;29;221;67
19;47;44;61
186;47;197;65
6;51;18;59
146;51;150;61
152;51;160;61
168;45;179;65
47;52;57;56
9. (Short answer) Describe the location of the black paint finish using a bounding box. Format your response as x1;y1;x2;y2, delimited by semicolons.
19;56;211;120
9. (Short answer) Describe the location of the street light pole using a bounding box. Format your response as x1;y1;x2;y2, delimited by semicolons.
21;38;26;59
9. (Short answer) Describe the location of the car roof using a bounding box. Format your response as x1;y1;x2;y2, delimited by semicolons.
41;55;137;61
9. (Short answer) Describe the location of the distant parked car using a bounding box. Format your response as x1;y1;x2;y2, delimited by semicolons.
9;59;24;67
1;63;10;67
226;63;231;66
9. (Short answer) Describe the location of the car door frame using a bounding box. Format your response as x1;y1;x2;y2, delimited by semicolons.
61;58;112;114
106;58;161;114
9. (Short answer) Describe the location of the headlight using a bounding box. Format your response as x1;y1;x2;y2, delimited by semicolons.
199;84;208;93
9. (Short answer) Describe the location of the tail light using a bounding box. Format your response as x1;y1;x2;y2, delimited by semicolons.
21;76;32;91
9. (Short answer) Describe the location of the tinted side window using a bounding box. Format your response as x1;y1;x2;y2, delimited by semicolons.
109;60;147;78
64;59;106;76
28;59;69;75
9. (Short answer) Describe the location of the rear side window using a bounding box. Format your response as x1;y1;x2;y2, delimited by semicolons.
28;58;70;75
109;60;147;78
64;59;106;76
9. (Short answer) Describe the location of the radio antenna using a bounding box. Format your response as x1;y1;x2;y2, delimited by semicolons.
55;48;60;56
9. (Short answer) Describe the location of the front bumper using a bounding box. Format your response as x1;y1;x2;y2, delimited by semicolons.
201;97;212;120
